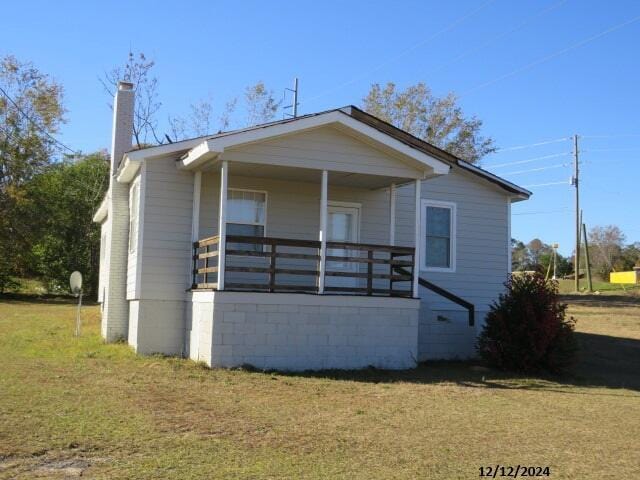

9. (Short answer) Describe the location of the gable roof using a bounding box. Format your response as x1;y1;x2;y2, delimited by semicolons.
118;106;531;199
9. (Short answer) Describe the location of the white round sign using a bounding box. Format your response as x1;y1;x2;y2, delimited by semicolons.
70;271;83;295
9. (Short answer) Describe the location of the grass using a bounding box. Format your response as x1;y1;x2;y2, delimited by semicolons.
556;278;640;294
0;294;638;479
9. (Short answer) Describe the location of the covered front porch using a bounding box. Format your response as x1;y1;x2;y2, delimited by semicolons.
177;113;450;370
189;160;422;297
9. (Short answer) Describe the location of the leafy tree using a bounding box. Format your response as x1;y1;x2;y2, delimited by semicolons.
0;55;65;291
588;225;626;278
511;238;529;271
101;51;162;147
244;81;281;126
20;153;109;296
362;82;495;163
617;242;640;271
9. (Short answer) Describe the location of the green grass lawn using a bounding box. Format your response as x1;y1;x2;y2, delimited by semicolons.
0;294;639;479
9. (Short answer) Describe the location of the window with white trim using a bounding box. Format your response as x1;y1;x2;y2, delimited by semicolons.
227;189;266;251
422;200;456;272
128;180;140;253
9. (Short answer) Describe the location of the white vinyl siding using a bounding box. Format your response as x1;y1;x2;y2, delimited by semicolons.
139;157;194;301
397;168;510;314
126;172;143;300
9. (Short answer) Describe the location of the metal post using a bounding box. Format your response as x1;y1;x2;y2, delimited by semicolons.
218;161;228;290
552;244;558;280
573;134;580;292
413;179;421;298
318;170;328;294
75;291;83;337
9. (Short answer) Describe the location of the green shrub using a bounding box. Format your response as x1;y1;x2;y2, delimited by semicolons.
477;273;577;373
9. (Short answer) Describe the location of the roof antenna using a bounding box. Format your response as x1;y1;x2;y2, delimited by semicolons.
283;77;299;118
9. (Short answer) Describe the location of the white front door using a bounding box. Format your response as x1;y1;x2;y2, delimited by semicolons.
326;203;360;289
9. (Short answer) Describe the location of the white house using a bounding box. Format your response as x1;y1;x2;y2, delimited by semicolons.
94;82;530;371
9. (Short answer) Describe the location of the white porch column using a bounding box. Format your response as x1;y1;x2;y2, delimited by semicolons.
190;171;202;288
318;170;328;294
389;183;396;246
217;161;228;290
191;171;202;242
413;179;421;298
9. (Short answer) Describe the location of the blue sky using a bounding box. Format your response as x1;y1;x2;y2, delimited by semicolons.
2;0;639;254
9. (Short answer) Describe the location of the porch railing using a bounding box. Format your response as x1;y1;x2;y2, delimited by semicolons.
192;235;415;297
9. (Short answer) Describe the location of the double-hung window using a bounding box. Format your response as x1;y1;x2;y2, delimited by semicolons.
421;199;456;272
227;189;267;251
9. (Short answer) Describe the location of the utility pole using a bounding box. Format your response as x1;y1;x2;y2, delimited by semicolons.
552;243;559;280
572;134;580;291
582;222;593;292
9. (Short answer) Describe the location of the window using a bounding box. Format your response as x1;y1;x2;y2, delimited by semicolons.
422;200;456;272
128;180;140;253
227;189;266;250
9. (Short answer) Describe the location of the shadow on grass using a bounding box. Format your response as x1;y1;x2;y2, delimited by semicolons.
278;331;640;396
0;292;98;306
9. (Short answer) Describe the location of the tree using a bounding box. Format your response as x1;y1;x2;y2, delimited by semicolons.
362;82;495;163
617;242;640;271
511;238;529;271
20;152;109;296
168;96;238;142
245;81;281;126
589;225;626;278
527;238;546;265
101;51;162;148
0;55;65;291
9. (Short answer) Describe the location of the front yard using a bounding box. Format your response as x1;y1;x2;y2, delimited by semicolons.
0;294;638;479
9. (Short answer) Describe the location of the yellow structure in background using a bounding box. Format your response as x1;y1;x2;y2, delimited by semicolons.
610;270;640;284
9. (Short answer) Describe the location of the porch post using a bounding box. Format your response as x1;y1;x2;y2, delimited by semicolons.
413;179;421;298
318;170;328;294
217;160;228;290
190;171;202;288
191;171;202;243
389;182;396;246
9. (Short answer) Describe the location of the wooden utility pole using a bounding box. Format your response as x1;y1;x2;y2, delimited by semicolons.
582;222;593;292
573;134;580;291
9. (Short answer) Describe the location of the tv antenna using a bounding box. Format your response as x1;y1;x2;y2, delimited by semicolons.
283;77;300;118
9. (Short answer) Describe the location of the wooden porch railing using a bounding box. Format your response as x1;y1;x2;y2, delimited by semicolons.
192;235;415;297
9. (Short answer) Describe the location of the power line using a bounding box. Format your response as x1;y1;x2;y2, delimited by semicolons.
461;13;640;97
513;208;571;216
422;0;568;78
0;85;79;156
501;162;570;176
490;137;571;153
581;133;640;139
583;147;640;153
522;180;568;187
484;151;571;169
302;0;496;105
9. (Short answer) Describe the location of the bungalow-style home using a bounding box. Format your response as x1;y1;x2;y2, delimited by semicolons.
94;82;530;371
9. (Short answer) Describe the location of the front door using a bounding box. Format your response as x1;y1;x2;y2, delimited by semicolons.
326;203;360;289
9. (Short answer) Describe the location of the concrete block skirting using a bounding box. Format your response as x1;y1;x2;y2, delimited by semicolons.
188;291;420;371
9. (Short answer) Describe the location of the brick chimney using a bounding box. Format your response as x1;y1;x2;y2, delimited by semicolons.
101;81;135;342
110;81;135;177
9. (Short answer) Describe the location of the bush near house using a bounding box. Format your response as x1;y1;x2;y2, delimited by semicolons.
477;274;577;373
